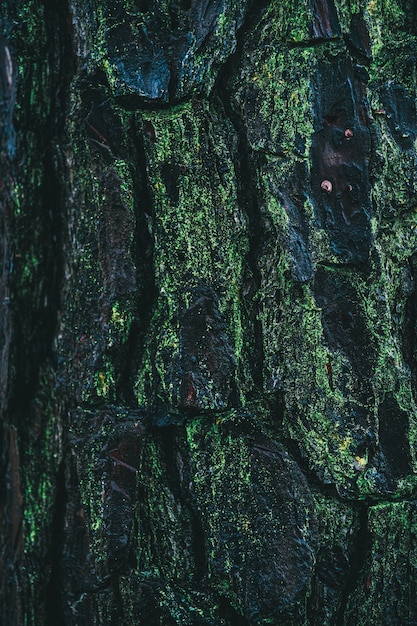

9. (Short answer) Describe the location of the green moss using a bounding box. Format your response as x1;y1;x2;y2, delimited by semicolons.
108;300;134;348
134;100;248;409
186;415;255;609
186;413;316;623
344;501;417;625
233;43;327;155
376;214;417;262
370;122;417;220
309;492;359;624
71;407;134;574
225;0;417;501
258;232;417;498
134;436;195;582
94;0;250;100
20;364;62;623
335;0;417;49
119;569;223;625
114;158;135;208
93;359;116;399
334;0;363;32
176;0;250;98
255;0;312;45
256;238;359;490
59;82;141;404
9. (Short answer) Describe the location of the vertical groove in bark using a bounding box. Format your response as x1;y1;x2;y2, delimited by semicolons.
119;114;157;406
215;2;272;403
216;90;265;397
44;461;68;626
335;503;370;626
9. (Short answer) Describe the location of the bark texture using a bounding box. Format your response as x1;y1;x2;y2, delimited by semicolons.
2;1;417;624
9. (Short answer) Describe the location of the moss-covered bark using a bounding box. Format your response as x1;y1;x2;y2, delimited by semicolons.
2;0;417;624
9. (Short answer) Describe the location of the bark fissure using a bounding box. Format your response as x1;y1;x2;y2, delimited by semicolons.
45;461;68;626
335;503;370;626
116;117;157;406
216;33;269;393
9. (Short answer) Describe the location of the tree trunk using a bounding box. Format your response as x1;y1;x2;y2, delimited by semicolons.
2;1;417;624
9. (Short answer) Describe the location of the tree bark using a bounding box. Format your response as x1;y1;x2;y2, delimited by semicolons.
2;1;417;624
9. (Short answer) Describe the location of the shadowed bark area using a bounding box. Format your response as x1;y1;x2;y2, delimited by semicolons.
2;1;417;624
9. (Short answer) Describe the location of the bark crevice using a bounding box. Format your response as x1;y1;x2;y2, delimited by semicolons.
335;503;370;626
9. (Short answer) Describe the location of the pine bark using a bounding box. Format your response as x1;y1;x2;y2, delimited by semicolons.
2;1;417;624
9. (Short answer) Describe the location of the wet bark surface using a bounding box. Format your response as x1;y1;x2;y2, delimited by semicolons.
2;1;417;624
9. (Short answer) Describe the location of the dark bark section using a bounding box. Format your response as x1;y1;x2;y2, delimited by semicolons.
178;286;238;411
311;57;373;263
310;0;341;40
83;0;249;104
